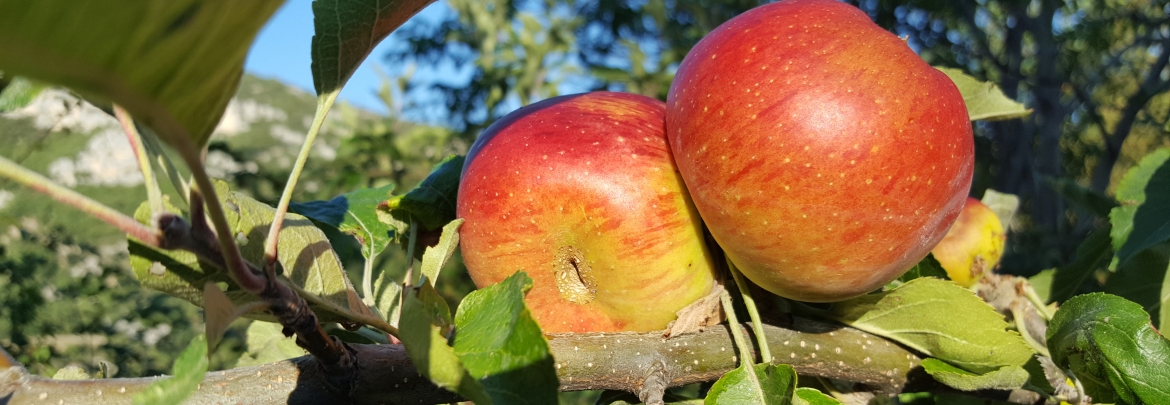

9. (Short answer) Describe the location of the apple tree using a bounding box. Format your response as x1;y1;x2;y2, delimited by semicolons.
1;0;1169;404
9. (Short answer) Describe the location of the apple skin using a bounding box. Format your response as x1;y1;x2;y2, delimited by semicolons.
931;197;1006;287
665;0;974;302
457;92;717;333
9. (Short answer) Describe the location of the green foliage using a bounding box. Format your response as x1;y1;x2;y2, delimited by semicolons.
419;219;464;286
126;180;380;327
290;183;397;261
452;272;558;404
936;68;1030;121
896;253;948;284
704;363;794;405
1047;293;1170;404
920;358;1029;391
0;0;282;147
132;334;208;405
399;281;492;404
233;321;306;368
380;154;464;232
0;76;46;112
1110;148;1170;267
824;278;1033;374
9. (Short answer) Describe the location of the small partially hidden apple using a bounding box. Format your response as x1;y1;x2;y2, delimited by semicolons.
931;197;1006;287
666;0;974;302
457;92;717;333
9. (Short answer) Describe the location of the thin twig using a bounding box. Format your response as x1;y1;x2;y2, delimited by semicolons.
0;155;160;246
113;105;165;214
264;93;340;270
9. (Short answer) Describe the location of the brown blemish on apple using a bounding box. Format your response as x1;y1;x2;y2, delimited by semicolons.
555;246;597;304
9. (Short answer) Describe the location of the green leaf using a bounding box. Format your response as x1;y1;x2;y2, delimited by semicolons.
824;278;1033;374
373;268;403;325
399;281;492;404
310;0;432;97
420;219;464;286
132;334;209;405
381;154;465;231
127;180;383;328
0;0;282;147
1044;177;1118;218
705;362;795;405
936;67;1031;121
0;76;46;112
1104;242;1170;329
452;272;557;404
920;358;1029;391
1111;148;1170;267
1162;259;1170;338
897;253;948;283
290;184;396;260
234;321;307;368
1049;225;1113;303
792;387;841;405
1047;293;1170;404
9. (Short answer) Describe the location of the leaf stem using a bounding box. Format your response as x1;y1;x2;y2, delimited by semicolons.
113;105;164;214
362;251;377;306
137;126;189;206
404;219;418;287
727;257;772;363
264;92;340;268
719;289;751;367
0;155;160;246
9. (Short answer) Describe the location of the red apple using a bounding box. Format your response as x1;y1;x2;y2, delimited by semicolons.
931;197;1006;287
666;0;974;302
457;92;717;333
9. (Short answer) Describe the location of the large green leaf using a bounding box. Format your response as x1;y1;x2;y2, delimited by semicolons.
705;363;795;405
399;281;492;404
452;272;558;405
127;180;381;328
937;67;1031;121
290;184;397;260
310;0;433;97
792;388;841;405
1047;293;1170;404
1111;148;1170;267
132;334;208;405
824;278;1033;374
921;358;1029;391
0;0;281;147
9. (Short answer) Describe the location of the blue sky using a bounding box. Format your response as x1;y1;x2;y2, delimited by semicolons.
244;0;451;113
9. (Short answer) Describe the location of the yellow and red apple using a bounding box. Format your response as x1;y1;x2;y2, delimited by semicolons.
666;0;974;302
931;197;1006;287
457;92;717;333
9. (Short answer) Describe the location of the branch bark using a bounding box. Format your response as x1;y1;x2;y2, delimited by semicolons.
1;319;923;404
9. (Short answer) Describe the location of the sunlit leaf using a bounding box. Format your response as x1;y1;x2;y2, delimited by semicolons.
793;387;841;405
452;272;557;405
921;358;1029;391
825;278;1033;374
234;321;307;368
399;281;492;404
381;154;464;232
705;362;795;405
311;0;434;97
290;183;396;260
937;67;1030;121
127;180;382;329
420;219;463;286
0;0;282;146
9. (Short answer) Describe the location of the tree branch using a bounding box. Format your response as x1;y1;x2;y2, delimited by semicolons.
1;319;927;404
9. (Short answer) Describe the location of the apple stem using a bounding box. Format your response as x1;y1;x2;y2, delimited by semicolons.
719;289;753;367
727;257;772;363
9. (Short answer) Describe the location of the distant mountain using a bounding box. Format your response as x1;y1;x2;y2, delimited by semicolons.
0;74;380;243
